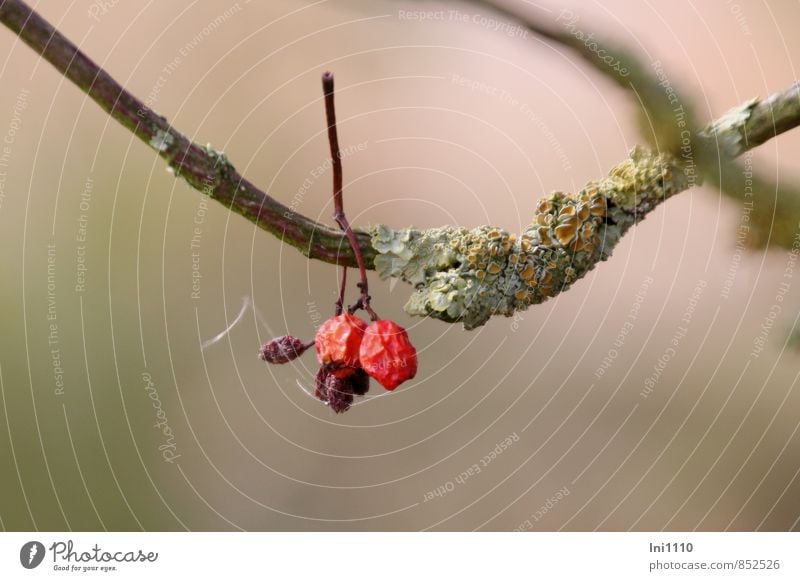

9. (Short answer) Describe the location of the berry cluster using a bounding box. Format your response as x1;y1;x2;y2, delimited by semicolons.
259;72;418;413
259;315;417;413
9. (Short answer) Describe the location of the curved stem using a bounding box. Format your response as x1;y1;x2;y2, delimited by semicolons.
335;266;347;316
322;72;378;320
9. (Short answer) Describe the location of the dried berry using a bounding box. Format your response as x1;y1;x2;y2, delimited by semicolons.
315;314;366;374
259;336;310;364
359;319;418;391
350;367;370;396
328;365;357;379
315;366;354;413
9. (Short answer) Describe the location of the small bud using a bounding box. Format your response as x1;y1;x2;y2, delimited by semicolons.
259;336;310;364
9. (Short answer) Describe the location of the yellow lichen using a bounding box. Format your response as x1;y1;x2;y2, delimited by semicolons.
370;147;687;328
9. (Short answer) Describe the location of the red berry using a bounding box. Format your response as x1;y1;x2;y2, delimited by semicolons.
359;320;417;391
315;314;366;375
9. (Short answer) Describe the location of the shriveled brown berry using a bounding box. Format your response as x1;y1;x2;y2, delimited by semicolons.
350;367;370;396
328;365;357;379
259;336;310;364
359;320;418;391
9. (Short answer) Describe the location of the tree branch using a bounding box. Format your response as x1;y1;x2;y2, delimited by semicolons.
703;83;800;157
465;0;800;248
0;0;373;268
3;0;800;327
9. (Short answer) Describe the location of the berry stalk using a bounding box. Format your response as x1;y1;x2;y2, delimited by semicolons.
322;72;378;321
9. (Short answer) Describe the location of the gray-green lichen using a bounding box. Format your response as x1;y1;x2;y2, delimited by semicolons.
371;147;689;329
701;97;758;157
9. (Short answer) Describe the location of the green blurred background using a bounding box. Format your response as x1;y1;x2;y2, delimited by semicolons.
1;0;799;531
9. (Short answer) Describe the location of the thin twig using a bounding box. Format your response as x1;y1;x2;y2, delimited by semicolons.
322;71;349;316
707;81;800;156
334;266;347;316
322;72;378;320
322;72;345;226
0;0;373;268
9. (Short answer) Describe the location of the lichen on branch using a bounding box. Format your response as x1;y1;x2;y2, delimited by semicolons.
371;147;691;328
4;0;800;330
702;82;800;156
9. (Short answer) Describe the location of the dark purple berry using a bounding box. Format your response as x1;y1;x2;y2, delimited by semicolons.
259;336;310;364
314;366;357;413
350;368;370;396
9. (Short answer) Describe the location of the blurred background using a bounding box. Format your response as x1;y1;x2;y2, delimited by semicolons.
0;0;799;531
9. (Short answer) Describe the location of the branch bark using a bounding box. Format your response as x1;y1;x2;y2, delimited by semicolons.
3;0;800;326
0;0;373;268
703;83;800;157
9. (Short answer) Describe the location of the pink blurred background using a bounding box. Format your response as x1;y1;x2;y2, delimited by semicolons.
0;0;799;531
